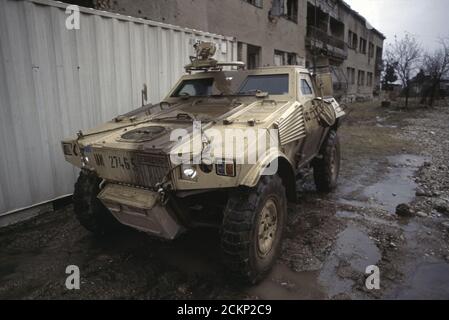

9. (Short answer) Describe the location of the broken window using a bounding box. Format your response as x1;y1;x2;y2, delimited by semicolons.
274;50;286;66
271;0;298;22
358;70;365;86
352;33;358;50
244;0;263;8
287;53;297;65
247;44;261;70
367;72;373;87
369;42;375;58
285;0;298;22
346;67;356;85
330;17;344;40
359;38;367;54
274;50;298;66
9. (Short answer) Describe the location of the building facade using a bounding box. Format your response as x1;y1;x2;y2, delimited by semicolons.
70;0;385;101
305;0;385;101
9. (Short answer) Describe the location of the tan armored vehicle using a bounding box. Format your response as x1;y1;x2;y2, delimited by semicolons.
62;42;345;283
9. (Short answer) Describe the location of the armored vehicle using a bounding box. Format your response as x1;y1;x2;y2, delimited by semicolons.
62;42;345;283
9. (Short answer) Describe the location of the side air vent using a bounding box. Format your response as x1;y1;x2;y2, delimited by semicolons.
276;104;306;146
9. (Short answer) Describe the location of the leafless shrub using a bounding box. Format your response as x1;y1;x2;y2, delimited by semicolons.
421;40;449;107
385;34;422;108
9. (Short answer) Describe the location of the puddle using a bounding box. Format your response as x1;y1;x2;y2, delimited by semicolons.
319;224;381;298
391;261;449;299
339;155;426;213
337;210;385;223
247;264;326;300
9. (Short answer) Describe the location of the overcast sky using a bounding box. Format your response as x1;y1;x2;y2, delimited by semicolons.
344;0;449;52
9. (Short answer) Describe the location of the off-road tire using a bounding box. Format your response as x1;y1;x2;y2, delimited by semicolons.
73;171;122;236
313;130;341;193
221;175;287;284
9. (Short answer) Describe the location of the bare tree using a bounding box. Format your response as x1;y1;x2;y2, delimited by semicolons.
421;40;449;106
386;34;422;108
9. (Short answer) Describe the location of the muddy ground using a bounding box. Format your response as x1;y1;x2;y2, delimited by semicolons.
1;101;449;300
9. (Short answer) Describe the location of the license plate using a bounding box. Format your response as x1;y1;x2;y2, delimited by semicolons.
108;155;138;171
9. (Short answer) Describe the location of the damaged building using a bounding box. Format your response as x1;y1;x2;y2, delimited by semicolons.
67;0;385;101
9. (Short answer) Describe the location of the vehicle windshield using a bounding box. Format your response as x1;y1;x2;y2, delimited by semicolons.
238;74;289;95
171;78;214;97
169;72;290;99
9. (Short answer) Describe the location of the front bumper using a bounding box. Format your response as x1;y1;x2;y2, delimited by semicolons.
98;184;184;240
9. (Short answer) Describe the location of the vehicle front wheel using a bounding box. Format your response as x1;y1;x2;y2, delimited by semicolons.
221;175;287;284
313;130;341;193
73;170;123;236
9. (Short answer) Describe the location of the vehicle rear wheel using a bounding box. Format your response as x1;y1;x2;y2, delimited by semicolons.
221;175;287;284
73;170;123;236
313;130;341;193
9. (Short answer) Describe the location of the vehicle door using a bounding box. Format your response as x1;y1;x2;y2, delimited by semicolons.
297;72;326;161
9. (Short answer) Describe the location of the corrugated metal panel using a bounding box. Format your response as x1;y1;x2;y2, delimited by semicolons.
0;0;237;214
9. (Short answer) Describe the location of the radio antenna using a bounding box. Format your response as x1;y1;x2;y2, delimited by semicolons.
313;0;318;75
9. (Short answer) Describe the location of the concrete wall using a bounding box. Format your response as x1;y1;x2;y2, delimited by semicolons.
102;0;308;67
104;0;385;100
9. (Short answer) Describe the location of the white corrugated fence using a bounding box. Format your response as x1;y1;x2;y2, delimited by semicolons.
0;0;237;214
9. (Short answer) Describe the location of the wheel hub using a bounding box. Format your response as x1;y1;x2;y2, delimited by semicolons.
257;199;278;256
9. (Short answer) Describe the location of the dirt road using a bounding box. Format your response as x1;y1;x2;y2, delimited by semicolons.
1;102;449;299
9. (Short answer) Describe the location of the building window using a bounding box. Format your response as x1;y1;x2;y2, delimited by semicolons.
347;67;356;85
271;0;298;22
358;70;365;86
359;38;367;54
274;50;286;66
274;50;298;66
247;44;261;69
369;42;375;58
285;0;298;22
367;72;373;87
348;30;353;48
351;32;358;50
244;0;263;8
287;53;297;65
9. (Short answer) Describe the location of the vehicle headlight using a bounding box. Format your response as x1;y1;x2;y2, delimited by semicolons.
216;160;236;177
62;143;73;156
181;164;198;181
81;156;90;167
